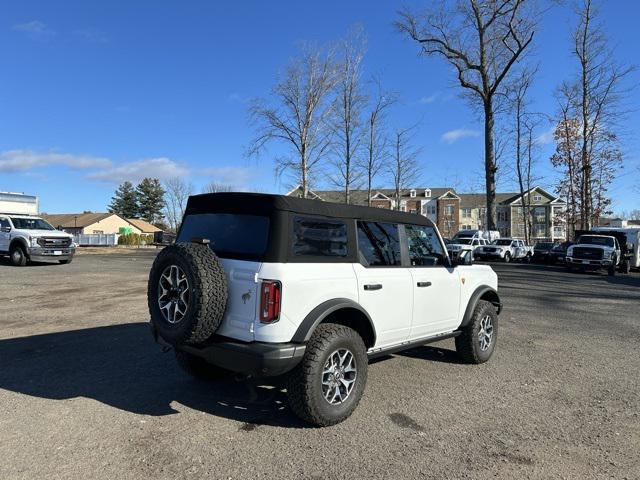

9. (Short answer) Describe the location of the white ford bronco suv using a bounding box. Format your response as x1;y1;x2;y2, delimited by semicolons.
0;214;75;266
148;193;501;426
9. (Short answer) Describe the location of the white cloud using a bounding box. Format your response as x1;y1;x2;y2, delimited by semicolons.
419;93;439;104
0;149;111;173
535;126;555;145
201;166;253;186
88;157;189;183
12;20;55;40
441;129;480;144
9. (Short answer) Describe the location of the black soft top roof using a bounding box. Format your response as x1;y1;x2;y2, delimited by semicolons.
185;192;435;227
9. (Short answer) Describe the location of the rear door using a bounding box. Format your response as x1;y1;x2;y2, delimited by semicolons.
0;217;10;251
353;221;412;349
405;224;461;338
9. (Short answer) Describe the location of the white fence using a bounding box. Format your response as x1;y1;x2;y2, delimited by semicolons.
74;233;119;246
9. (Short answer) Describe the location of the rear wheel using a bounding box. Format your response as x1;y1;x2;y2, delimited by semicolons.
455;300;498;364
619;259;630;274
175;350;231;380
10;244;27;267
287;323;368;427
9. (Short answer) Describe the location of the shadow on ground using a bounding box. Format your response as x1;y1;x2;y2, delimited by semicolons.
0;323;309;428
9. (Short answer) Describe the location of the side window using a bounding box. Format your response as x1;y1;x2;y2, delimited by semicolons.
405;225;447;267
0;218;10;230
357;221;401;266
292;217;348;257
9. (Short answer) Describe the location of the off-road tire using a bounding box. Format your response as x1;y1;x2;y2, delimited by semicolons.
148;242;228;345
287;323;368;427
175;349;231;380
10;244;27;267
503;252;511;263
455;300;498;364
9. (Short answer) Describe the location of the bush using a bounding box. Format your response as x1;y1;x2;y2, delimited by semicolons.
118;233;155;246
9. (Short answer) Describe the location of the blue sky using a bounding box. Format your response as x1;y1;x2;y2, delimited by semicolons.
0;0;638;214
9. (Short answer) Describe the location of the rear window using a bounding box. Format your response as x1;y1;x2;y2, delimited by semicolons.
178;213;269;258
292;216;348;257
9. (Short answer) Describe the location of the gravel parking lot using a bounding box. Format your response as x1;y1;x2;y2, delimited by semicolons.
1;250;639;479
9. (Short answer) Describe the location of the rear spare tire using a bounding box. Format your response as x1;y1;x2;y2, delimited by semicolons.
148;242;228;345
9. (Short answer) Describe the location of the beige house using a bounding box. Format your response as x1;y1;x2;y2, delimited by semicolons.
43;213;133;235
124;218;162;234
458;186;567;241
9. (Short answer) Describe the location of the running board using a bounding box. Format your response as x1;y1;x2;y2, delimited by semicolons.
367;331;461;359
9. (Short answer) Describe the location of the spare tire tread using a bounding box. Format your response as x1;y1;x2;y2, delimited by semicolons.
148;242;228;345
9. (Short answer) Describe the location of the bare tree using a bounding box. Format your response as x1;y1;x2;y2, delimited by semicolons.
330;27;368;204
363;78;397;206
163;177;193;232
506;68;537;243
397;0;537;230
389;126;422;211
202;182;234;193
248;44;337;198
571;0;633;229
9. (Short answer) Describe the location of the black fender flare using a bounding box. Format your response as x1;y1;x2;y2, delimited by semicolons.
460;286;502;328
9;237;29;253
291;298;376;346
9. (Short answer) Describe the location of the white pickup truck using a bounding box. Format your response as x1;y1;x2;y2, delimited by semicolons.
566;230;633;275
0;214;75;266
475;238;533;263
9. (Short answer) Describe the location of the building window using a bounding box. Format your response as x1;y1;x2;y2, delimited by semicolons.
533;194;542;202
424;189;431;198
497;210;507;222
400;205;406;212
553;226;564;236
410;189;416;198
461;208;472;219
444;205;455;216
462;224;472;230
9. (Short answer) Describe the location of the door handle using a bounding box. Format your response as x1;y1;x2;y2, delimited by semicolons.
363;284;382;291
417;281;432;287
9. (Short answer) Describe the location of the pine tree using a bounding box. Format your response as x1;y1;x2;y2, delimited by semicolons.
136;178;166;225
108;181;138;218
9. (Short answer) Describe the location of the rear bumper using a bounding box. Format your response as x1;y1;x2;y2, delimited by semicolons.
151;324;306;377
27;246;75;262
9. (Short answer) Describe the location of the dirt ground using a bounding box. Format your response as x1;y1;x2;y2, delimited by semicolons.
0;251;638;479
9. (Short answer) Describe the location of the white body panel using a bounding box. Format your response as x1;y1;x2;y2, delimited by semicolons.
215;257;498;351
352;263;413;348
592;228;640;268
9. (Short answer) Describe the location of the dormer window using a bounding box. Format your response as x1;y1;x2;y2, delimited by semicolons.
424;189;431;198
410;189;416;198
533;195;542;202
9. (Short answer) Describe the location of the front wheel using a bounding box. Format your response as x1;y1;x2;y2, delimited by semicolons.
455;300;498;364
503;252;511;263
287;324;368;427
608;259;616;276
10;245;28;266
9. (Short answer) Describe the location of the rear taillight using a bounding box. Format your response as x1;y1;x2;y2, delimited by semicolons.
259;280;281;323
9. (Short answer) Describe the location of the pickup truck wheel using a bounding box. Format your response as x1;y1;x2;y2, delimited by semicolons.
287;323;368;427
503;252;511;263
148;242;228;345
175;350;231;380
10;244;27;267
455;300;497;364
608;259;616;276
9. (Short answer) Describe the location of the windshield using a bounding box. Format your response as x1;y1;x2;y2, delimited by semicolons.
577;236;614;247
454;239;473;245
492;239;512;246
535;242;554;249
178;213;270;258
9;217;55;230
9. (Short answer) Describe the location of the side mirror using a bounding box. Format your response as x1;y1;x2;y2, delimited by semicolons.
1;226;11;233
451;249;473;267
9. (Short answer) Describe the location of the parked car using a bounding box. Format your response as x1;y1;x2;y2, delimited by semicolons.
549;241;573;264
532;241;559;263
566;230;633;276
447;237;489;261
0;214;75;266
147;193;502;426
475;238;533;263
